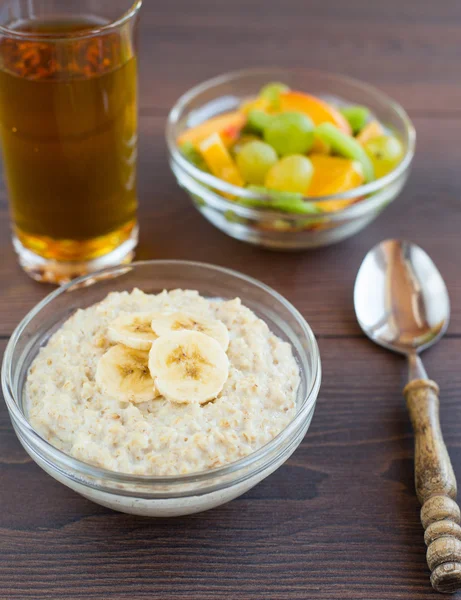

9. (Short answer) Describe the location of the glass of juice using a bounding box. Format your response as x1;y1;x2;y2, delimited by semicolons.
0;0;141;283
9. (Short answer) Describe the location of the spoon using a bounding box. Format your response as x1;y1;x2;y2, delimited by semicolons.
354;239;461;594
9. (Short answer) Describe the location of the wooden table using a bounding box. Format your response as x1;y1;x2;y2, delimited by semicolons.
1;1;461;598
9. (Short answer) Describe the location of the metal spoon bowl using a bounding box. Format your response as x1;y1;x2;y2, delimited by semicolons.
354;239;449;355
354;239;461;594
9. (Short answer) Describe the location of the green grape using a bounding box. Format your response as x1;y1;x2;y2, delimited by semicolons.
340;105;370;134
259;82;290;109
364;135;404;179
180;141;210;172
264;155;314;194
245;186;320;214
235;140;278;184
315;122;374;181
231;134;260;155
264;112;314;156
245;109;272;135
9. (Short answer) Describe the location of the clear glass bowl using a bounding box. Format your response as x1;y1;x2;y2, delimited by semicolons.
166;68;416;250
1;261;321;517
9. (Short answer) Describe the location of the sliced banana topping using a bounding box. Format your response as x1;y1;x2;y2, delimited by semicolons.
108;311;158;350
148;330;229;405
96;344;159;403
150;311;229;351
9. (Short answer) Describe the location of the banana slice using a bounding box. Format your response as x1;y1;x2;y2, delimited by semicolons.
96;344;159;403
108;312;158;350
150;311;229;351
148;330;229;404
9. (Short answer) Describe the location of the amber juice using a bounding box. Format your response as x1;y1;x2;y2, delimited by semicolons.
0;17;138;275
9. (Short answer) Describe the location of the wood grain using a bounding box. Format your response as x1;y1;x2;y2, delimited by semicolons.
1;337;461;599
136;0;461;115
2;115;461;336
1;1;461;598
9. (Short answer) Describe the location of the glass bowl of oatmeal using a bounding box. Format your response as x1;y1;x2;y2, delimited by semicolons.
2;261;320;517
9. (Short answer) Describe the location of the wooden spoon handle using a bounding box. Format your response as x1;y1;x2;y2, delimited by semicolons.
404;379;461;593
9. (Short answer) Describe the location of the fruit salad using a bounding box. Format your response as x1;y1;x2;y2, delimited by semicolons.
178;82;405;218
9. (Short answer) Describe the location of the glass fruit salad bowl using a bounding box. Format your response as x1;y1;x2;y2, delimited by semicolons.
166;68;416;249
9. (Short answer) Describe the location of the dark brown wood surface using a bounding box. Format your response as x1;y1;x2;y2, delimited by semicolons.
1;1;461;598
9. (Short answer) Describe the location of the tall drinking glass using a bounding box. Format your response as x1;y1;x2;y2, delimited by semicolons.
0;0;141;283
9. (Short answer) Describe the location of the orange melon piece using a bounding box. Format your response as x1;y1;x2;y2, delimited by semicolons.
178;111;246;148
311;137;330;155
356;120;385;146
199;132;244;188
240;96;271;115
308;154;364;212
279;91;352;134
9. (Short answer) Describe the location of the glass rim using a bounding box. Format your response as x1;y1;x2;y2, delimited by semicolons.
0;0;142;40
1;259;321;494
166;67;416;211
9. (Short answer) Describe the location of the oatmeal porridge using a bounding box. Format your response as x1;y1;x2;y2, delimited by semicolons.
26;289;300;476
